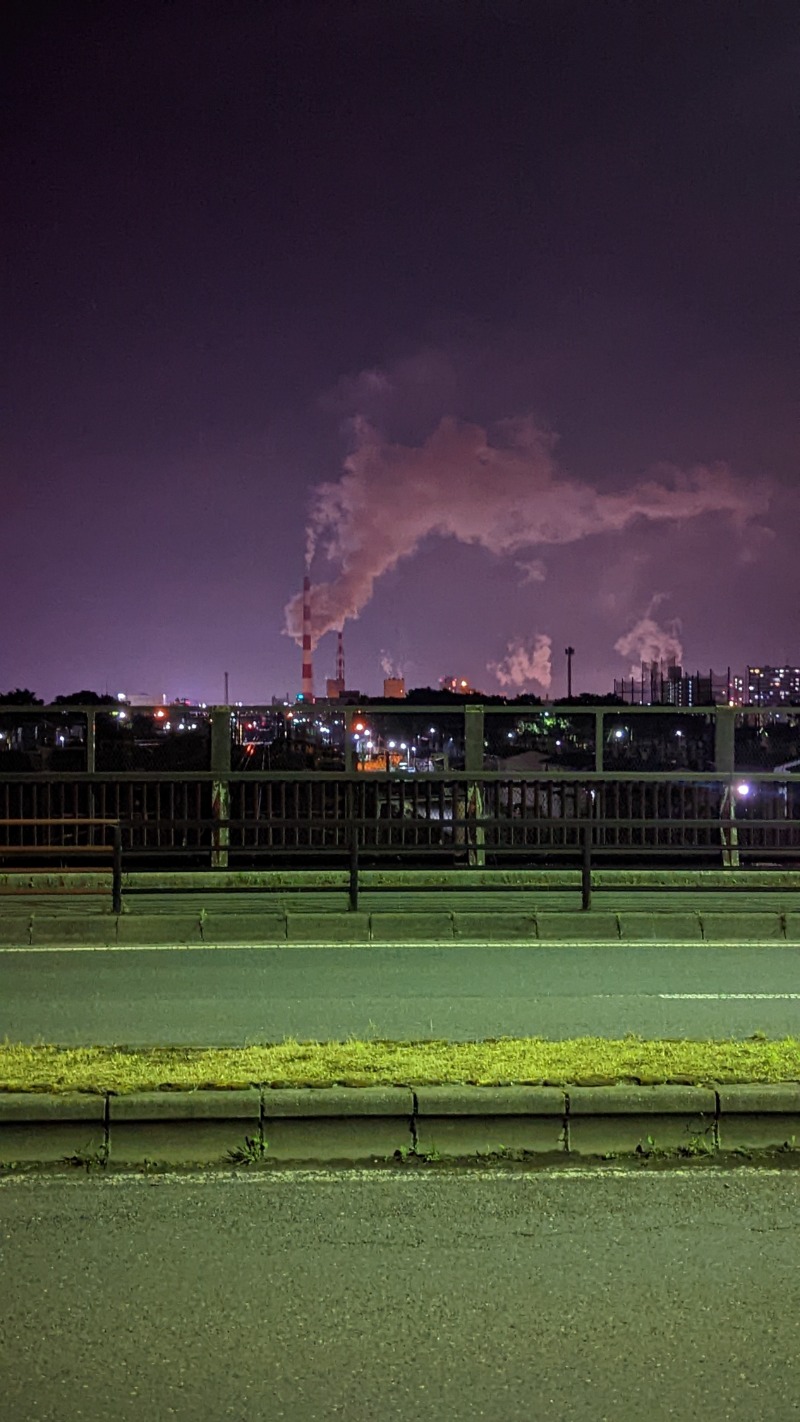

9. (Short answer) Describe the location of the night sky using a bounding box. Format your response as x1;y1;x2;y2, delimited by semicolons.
4;1;798;703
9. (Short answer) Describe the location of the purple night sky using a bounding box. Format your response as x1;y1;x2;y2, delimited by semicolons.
3;1;798;703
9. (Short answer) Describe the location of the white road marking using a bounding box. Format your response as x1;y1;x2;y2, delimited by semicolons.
0;939;793;953
657;993;800;1000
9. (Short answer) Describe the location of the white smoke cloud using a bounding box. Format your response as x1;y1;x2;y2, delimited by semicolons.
285;413;769;645
614;614;684;676
380;650;403;678
516;557;547;584
490;634;553;691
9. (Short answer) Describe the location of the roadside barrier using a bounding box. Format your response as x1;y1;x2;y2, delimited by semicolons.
2;1084;800;1166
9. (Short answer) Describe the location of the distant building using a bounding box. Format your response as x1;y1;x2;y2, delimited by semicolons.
614;663;730;706
383;677;406;699
441;676;477;695
747;666;800;707
326;678;345;700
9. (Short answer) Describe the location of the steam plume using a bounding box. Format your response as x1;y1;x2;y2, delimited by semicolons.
285;415;768;645
614;615;684;676
380;651;402;679
490;634;553;691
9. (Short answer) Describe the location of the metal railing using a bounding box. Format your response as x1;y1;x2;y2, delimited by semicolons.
0;819;123;912
0;771;799;854
3;700;800;776
1;794;799;913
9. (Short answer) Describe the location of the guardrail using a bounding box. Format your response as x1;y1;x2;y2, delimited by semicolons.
1;799;799;912
2;699;800;776
0;819;123;912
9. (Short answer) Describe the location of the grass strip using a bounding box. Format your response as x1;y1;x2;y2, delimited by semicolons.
1;1037;799;1094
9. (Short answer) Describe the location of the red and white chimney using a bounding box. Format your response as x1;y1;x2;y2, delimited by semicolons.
301;574;314;702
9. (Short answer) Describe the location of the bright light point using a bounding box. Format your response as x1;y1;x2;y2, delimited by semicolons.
116;693;126;702
118;711;126;720
614;729;624;739
736;782;751;797
388;741;396;749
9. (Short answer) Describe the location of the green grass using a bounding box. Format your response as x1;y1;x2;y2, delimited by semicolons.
1;1036;799;1094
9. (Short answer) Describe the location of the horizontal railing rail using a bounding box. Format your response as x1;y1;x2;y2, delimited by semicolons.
0;818;123;912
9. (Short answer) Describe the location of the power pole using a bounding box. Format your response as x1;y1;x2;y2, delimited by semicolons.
565;646;575;699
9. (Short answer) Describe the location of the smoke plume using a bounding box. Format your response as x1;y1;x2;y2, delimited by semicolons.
380;651;402;679
614;614;684;676
516;557;547;584
490;634;553;691
285;415;768;645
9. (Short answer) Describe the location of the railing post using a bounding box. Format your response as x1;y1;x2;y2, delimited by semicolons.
464;705;485;867
344;711;355;773
210;705;231;869
112;823;122;915
715;707;738;868
714;705;735;775
346;780;359;910
581;823;592;910
595;710;604;772
86;709;96;774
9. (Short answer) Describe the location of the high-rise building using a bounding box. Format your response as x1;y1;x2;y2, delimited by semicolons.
747;666;800;706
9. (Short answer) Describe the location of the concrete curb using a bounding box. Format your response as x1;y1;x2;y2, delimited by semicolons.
2;1084;799;1166
4;908;800;947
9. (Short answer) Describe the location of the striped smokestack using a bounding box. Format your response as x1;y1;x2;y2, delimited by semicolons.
301;574;314;701
336;629;345;688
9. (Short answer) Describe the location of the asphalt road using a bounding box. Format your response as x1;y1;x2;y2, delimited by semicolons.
2;1167;799;1421
3;943;800;1043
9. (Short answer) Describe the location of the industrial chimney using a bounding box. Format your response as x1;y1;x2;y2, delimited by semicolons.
326;629;346;700
301;574;314;701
